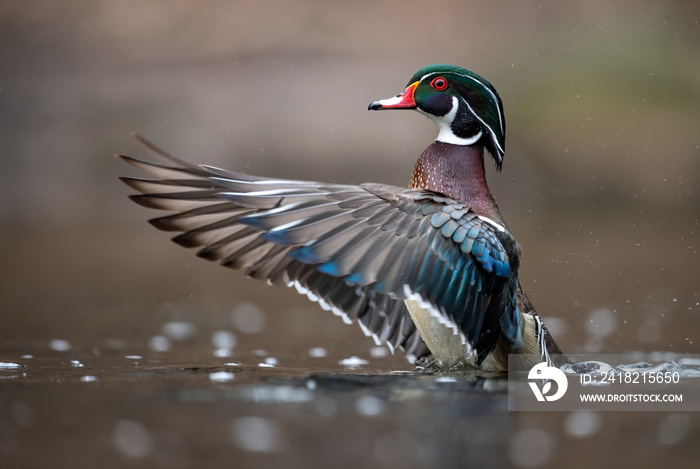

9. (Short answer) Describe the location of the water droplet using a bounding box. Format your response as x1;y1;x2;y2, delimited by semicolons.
339;356;368;368
564;411;602;437
231;417;286;452
657;414;690;445
49;339;71;351
114;420;153;458
231;303;265;334
212;330;237;349
161;321;196;341
213;348;232;358
314;396;338;418
308;347;327;358
9;402;33;428
355;395;385;417
258;357;278;368
209;371;235;383
435;376;458;383
508;428;552;467
148;335;171;352
585;308;615;337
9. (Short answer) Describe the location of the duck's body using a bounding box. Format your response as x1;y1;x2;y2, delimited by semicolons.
119;64;567;371
402;141;564;370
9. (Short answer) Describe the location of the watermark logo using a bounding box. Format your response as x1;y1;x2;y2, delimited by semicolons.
528;362;568;402
509;354;698;411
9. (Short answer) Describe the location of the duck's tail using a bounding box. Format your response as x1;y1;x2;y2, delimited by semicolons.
481;285;569;371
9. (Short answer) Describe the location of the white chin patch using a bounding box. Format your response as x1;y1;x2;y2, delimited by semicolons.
437;128;482;146
427;96;482;146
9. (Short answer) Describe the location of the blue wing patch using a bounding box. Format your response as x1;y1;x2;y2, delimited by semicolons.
429;208;510;278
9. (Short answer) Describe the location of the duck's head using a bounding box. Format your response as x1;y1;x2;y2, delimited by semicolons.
369;64;506;169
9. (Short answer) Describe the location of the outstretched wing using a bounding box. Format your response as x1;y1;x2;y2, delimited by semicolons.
118;134;518;363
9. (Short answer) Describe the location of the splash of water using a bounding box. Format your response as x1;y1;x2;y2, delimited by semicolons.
562;359;700;378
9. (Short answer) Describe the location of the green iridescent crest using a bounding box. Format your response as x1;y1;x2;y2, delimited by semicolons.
410;64;506;167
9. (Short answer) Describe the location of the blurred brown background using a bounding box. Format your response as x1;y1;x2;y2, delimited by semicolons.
1;0;698;358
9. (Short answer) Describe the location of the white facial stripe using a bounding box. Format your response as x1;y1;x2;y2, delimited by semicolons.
458;96;504;155
422;96;483;146
419;71;505;155
419;71;505;135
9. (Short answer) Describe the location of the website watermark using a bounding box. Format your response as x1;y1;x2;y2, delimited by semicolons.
508;354;700;411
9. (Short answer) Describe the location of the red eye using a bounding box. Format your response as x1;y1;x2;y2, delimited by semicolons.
430;77;448;91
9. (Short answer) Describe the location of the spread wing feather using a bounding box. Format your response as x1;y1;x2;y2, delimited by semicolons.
118;134;519;362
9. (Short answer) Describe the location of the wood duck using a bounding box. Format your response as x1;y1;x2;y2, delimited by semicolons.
119;64;567;371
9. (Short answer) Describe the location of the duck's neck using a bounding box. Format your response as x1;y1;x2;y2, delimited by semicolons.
409;141;505;224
